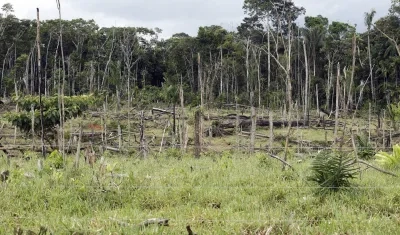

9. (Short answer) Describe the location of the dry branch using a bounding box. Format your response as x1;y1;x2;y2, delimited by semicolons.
357;160;398;177
269;154;295;170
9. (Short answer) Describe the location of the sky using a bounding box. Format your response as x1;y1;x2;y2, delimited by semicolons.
1;0;392;38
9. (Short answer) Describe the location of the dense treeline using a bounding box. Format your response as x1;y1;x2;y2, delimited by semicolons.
1;1;400;112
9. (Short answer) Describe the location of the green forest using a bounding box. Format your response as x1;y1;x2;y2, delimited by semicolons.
1;1;399;111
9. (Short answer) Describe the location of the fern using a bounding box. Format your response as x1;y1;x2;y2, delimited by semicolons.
375;144;400;169
309;152;359;192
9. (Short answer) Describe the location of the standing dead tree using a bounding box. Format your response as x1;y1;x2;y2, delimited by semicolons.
121;28;141;146
36;8;45;157
56;0;66;164
194;110;202;158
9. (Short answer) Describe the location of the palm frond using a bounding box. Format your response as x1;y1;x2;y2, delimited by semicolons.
309;152;359;192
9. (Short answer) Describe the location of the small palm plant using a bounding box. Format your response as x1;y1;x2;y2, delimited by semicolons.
375;144;400;169
356;134;375;160
309;152;359;192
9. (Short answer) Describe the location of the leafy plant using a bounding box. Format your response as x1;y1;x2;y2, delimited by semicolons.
309;152;359;192
375;144;400;169
388;102;400;131
356;134;375;160
46;150;64;169
5;95;97;140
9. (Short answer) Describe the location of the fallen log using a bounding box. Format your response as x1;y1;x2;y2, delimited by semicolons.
152;108;174;115
105;146;120;152
0;145;52;152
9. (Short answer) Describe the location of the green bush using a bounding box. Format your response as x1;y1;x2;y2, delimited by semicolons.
309;152;359;192
356;134;375;160
46;150;64;169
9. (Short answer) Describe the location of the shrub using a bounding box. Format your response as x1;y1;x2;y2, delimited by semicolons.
356;134;375;160
46;150;64;169
309;152;359;192
375;144;400;169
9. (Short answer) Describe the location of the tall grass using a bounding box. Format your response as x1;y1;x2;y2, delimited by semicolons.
0;151;399;234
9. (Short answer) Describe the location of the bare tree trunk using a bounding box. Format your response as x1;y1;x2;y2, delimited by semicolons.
303;38;309;125
139;110;147;158
269;110;274;150
194;110;201;158
250;92;256;153
245;38;250;95
198;53;203;107
56;0;66;164
103;98;108;151
31;104;35;148
368;102;371;143
220;47;223;96
74;124;82;168
44;32;52;96
283;21;293;171
316;84;319;113
36;8;45;157
101;29;116;89
180;80;188;151
334;63;341;141
367;32;375;104
326;56;332;110
267;20;271;90
347;33;357;111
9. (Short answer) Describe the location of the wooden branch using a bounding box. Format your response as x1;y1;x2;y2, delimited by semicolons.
105;146;120;152
357;160;398;177
374;26;400;56
269;154;295;170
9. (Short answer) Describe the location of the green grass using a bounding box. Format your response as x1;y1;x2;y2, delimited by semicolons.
1;151;400;234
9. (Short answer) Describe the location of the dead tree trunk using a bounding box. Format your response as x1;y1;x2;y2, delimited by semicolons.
139;110;147;158
347;33;357;111
303;38;309;125
36;8;45;157
74;124;82;168
334;63;341;142
194;110;202;158
250;92;256;153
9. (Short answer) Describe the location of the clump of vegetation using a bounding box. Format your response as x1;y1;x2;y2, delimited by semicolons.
309;152;359;192
356;134;375;160
160;147;188;159
5;95;97;140
45;150;64;169
256;152;272;168
375;144;400;169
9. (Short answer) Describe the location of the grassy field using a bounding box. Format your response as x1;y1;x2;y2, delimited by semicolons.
1;149;400;234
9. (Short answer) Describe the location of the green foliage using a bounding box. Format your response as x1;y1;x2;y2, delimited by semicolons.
256;153;272;168
5;95;96;137
160;147;189;159
388;102;400;130
309;152;359;192
356;134;375;160
375;144;400;169
45;150;64;169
